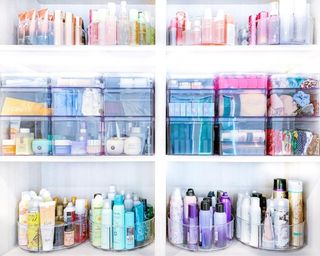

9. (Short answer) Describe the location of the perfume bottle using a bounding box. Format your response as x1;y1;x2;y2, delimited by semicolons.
268;2;280;45
201;8;213;45
106;3;117;45
256;11;269;45
117;1;129;45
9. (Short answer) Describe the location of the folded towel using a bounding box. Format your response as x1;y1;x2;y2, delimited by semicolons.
240;94;266;116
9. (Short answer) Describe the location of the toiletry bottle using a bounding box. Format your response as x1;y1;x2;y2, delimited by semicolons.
176;12;186;45
226;15;235;45
124;193;134;211
54;10;65;45
64;202;75;246
27;199;40;250
18;192;31;246
37;9;49;45
145;205;154;241
129;9;139;45
169;188;183;245
249;15;257;45
65;12;75;45
169;18;177;45
183;189;197;243
105;3;117;45
305;4;314;45
217;190;224;202
108;185;117;207
261;196;267;223
214;203;227;248
113;194;125;250
240;195;251;244
220;192;232;239
288;180;304;247
124;127;143;155
91;194;104;247
184;19;192;45
236;193;244;239
262;199;275;249
138;11;147;45
273;178;287;199
199;199;212;249
143;126;153;155
2;139;16;155
101;199;113;249
256;12;269;45
294;0;307;44
192;18;202;45
249;197;261;247
54;205;65;247
202;8;213;45
125;211;135;249
144;12;153;45
279;0;295;44
15;128;34;155
212;10;226;45
117;1;129;45
97;9;107;45
140;198;148;220
207;191;217;223
75;199;87;243
274;198;290;249
268;2;280;45
187;203;198;250
134;202;145;246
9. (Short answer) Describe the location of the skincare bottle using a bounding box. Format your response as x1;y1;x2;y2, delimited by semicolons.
124;193;134;211
240;195;251;244
15;128;34;155
75;199;87;243
249;15;257;45
169;19;177;45
262;199;275;249
125;211;135;249
108;185;117;207
176;11;186;45
249;197;261;247
27;199;40;250
279;0;295;44
169;188;183;245
214;203;227;248
129;9;139;45
274;198;289;249
199;199;212;249
91;194;104;247
113;194;125;250
101;200;113;249
117;1;129;45
236;193;244;239
64;202;75;246
18;192;31;246
268;2;280;44
187;203;198;250
192;18;202;45
212;10;226;45
134;202;145;245
273;178;287;199
202;8;213;45
256;11;269;45
294;0;307;44
288;180;304;247
106;3;117;45
183;188;197;243
226;15;235;45
138;11;147;45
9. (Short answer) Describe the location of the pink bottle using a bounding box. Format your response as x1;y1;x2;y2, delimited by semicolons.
105;2;117;45
176;11;186;45
201;8;213;45
249;15;257;45
212;10;225;45
256;11;269;45
192;18;202;45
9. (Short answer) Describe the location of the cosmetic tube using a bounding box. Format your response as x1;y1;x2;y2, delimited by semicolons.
240;195;250;244
273;178;287;199
117;1;129;45
262;199;275;249
27;199;40;250
106;3;117;45
169;19;177;45
39;201;56;251
256;12;269;45
199;199;212;249
101;200;113;249
249;15;257;45
214;203;227;248
187;203;198;249
202;8;213;45
249;197;261;247
176;11;186;45
25;10;37;45
288;180;304;247
91;195;104;247
169;188;183;244
268;2;280;44
183;189;197;243
274;198;289;249
134;202;145;246
125;211;135;249
236;193;244;239
113;195;125;250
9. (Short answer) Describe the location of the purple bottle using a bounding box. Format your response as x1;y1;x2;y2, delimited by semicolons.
187;203;198;250
213;203;227;248
199;199;212;249
219;192;232;239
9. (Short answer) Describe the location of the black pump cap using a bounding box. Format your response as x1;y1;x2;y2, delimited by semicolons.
94;193;102;198
186;188;195;197
217;190;224;199
251;192;262;199
216;203;224;213
274;178;287;191
201;200;211;211
207;191;215;198
203;197;212;207
260;196;267;208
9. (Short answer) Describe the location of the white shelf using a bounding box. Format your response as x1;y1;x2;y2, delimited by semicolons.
167;0;273;4
4;242;154;256
37;0;155;4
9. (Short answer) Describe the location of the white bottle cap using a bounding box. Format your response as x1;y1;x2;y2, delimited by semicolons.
109;185;116;193
270;1;279;16
130;9;138;21
288;180;303;193
104;199;111;209
29;191;37;199
251;197;260;208
125;193;132;199
171;188;182;200
75;199;86;214
108;2;116;16
20;128;30;134
204;8;212;19
21;191;31;201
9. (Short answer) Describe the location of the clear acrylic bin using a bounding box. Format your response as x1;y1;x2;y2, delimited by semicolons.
51;117;103;156
236;217;304;251
167;75;215;89
218;118;266;156
167;117;214;155
216;74;268;89
104;73;154;89
269;74;320;89
0;73;49;87
51;73;102;87
89;218;154;251
104;117;154;156
18;220;87;252
52;88;103;116
0;87;51;116
167;217;234;251
267;117;320;156
0;116;51;156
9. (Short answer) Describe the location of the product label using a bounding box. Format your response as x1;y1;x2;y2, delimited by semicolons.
64;230;75;246
126;227;134;244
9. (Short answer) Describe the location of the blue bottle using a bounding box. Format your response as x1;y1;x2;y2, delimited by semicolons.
134;202;145;246
125;211;135;249
113;195;125;250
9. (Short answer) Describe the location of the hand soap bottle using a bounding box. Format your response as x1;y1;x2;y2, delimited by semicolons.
15;128;34;155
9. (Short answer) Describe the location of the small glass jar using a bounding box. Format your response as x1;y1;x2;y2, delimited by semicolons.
2;139;16;155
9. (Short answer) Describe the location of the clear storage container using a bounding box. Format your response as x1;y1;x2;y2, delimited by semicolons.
104;117;154;156
267;117;320;156
51;117;103;156
218;118;266;156
0;116;51;156
216;74;268;89
167;117;214;155
51;73;102;87
0;73;49;87
167;75;215;89
269;74;320;89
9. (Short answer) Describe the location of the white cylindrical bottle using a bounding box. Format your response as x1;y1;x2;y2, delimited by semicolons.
101;200;113;249
169;188;183;245
250;197;261;247
240;196;251;244
236;193;244;239
274;198;289;249
106;2;117;45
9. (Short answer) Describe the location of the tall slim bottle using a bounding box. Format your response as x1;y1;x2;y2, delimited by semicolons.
113;195;125;250
129;9;139;45
91;195;104;247
176;12;186;45
219;192;232;239
169;188;183;244
101;200;112;249
199;199;212;249
201;8;213;45
117;1;129;45
183;189;197;243
134;202;145;245
138;12;146;45
279;0;295;44
268;2;280;44
106;2;117;45
249;197;261;247
214;203;227;248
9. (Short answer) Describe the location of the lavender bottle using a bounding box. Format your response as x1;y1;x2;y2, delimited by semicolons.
187;204;198;250
219;192;232;240
214;203;227;248
199;200;212;249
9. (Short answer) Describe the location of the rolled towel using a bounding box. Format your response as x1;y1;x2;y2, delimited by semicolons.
240;93;266;116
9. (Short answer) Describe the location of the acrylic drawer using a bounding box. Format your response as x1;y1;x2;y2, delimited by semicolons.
167;75;215;89
104;73;154;89
51;117;103;156
104;88;154;117
104;117;154;156
218;118;266;156
218;89;267;117
267;117;320;156
52;88;103;116
269;74;320;89
51;73;102;87
268;89;320;117
168;89;215;117
167;117;214;155
216;74;268;89
0;116;51;156
0;73;49;87
0;87;51;116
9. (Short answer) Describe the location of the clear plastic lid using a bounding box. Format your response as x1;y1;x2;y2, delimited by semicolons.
103;73;154;89
269;74;320;89
50;73;102;88
216;73;268;89
0;73;49;87
167;74;215;89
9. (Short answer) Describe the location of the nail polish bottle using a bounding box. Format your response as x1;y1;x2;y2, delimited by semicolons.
256;11;269;45
268;2;280;45
202;8;213;45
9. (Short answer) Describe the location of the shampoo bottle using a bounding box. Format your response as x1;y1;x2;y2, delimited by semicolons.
169;188;183;245
134;202;145;245
113;194;125;250
214;203;227;248
125;211;135;249
199;199;212;249
249;197;261;247
101;199;113;249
